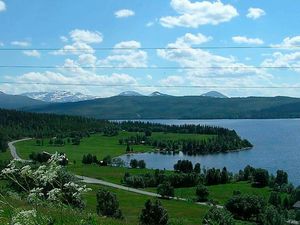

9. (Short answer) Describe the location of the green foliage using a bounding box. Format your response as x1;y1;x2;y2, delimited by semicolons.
252;168;269;188
82;154;98;164
174;160;193;173
202;207;235;225
137;160;146;169
0;131;8;152
157;182;174;198
96;189;123;219
225;194;266;221
275;170;288;187
262;206;285;225
268;192;281;207
139;200;168;225
194;163;201;174
130;159;138;168
196;184;209;202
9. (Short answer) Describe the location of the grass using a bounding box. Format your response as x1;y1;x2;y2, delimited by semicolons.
0;150;12;161
146;181;271;205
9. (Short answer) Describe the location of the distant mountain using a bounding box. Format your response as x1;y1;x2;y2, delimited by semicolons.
22;91;97;103
25;95;300;119
150;91;169;97
0;91;47;109
118;91;144;96
201;91;228;98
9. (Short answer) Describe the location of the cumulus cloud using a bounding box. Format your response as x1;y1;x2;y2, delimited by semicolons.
0;1;6;12
271;36;300;49
0;41;4;47
11;41;30;47
23;50;41;58
98;41;148;67
115;9;135;18
70;29;103;44
160;75;185;86
160;0;238;28
247;8;266;20
60;36;68;42
157;33;271;88
232;36;264;45
262;51;300;73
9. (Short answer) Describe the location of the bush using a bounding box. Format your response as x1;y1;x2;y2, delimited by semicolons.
139;200;168;225
137;160;146;169
268;192;281;207
196;184;209;202
252;168;269;188
130;159;138;168
202;207;235;225
157;182;174;198
262;206;285;225
174;160;193;173
225;194;266;221
96;189;123;219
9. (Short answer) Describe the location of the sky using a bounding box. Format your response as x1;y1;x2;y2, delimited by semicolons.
0;0;300;97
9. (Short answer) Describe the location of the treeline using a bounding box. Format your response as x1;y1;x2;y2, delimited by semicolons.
0;108;113;140
119;133;252;155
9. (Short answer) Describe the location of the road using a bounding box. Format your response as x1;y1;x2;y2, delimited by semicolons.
7;139;224;207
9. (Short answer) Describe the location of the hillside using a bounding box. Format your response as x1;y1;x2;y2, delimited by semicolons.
0;91;47;109
24;95;300;119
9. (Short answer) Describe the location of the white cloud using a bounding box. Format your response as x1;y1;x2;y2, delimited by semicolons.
0;42;4;47
160;0;238;28
157;33;270;81
0;1;6;12
262;51;300;73
70;29;103;44
11;41;30;47
146;75;153;80
160;75;185;86
115;9;135;18
23;50;41;58
271;36;300;49
232;36;264;45
146;22;154;27
52;42;95;55
78;54;97;66
176;33;212;46
60;36;68;42
98;41;148;67
247;8;266;20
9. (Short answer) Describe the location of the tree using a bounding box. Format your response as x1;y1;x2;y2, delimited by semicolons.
145;130;152;137
126;143;131;153
130;159;138;168
275;170;288;187
221;167;229;184
139;200;168;225
0;132;8;152
202;207;235;225
268;192;281;207
253;168;269;188
174;160;193;173
194;163;201;174
96;189;123;219
225;194;266;221
138;160;146;169
103;155;112;166
196;184;209;202
262;206;285;225
157;182;174;198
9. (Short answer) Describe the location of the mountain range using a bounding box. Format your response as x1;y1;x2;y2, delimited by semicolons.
21;91;96;103
1;90;300;119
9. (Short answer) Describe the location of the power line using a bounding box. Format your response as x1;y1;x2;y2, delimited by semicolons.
1;81;300;89
0;46;299;51
0;65;299;70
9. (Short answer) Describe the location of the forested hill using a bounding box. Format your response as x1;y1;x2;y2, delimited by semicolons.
0;108;111;140
24;95;300;119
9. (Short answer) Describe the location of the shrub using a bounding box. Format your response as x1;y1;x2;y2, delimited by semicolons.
196;184;209;202
262;206;285;225
139;200;168;225
202;207;235;225
96;189;123;219
252;168;269;188
268;191;281;207
225;194;266;221
130;159;138;168
137;160;146;169
157;182;174;198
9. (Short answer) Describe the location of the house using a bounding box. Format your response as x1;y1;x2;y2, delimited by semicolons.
293;201;300;210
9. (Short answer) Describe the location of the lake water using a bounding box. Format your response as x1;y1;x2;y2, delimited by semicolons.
119;119;300;186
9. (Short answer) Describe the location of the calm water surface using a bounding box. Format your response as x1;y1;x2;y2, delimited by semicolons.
119;119;300;186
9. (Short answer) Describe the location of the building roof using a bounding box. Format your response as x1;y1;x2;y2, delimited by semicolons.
293;201;300;209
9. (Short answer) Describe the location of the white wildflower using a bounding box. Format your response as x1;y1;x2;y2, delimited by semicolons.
27;188;44;204
47;188;61;202
11;209;37;225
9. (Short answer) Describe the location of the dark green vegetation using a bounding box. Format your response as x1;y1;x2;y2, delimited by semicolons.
23;95;300;119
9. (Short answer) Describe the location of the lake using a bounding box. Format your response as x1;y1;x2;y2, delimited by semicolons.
119;119;300;186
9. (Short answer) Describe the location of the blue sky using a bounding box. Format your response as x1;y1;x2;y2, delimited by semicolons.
0;0;300;97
